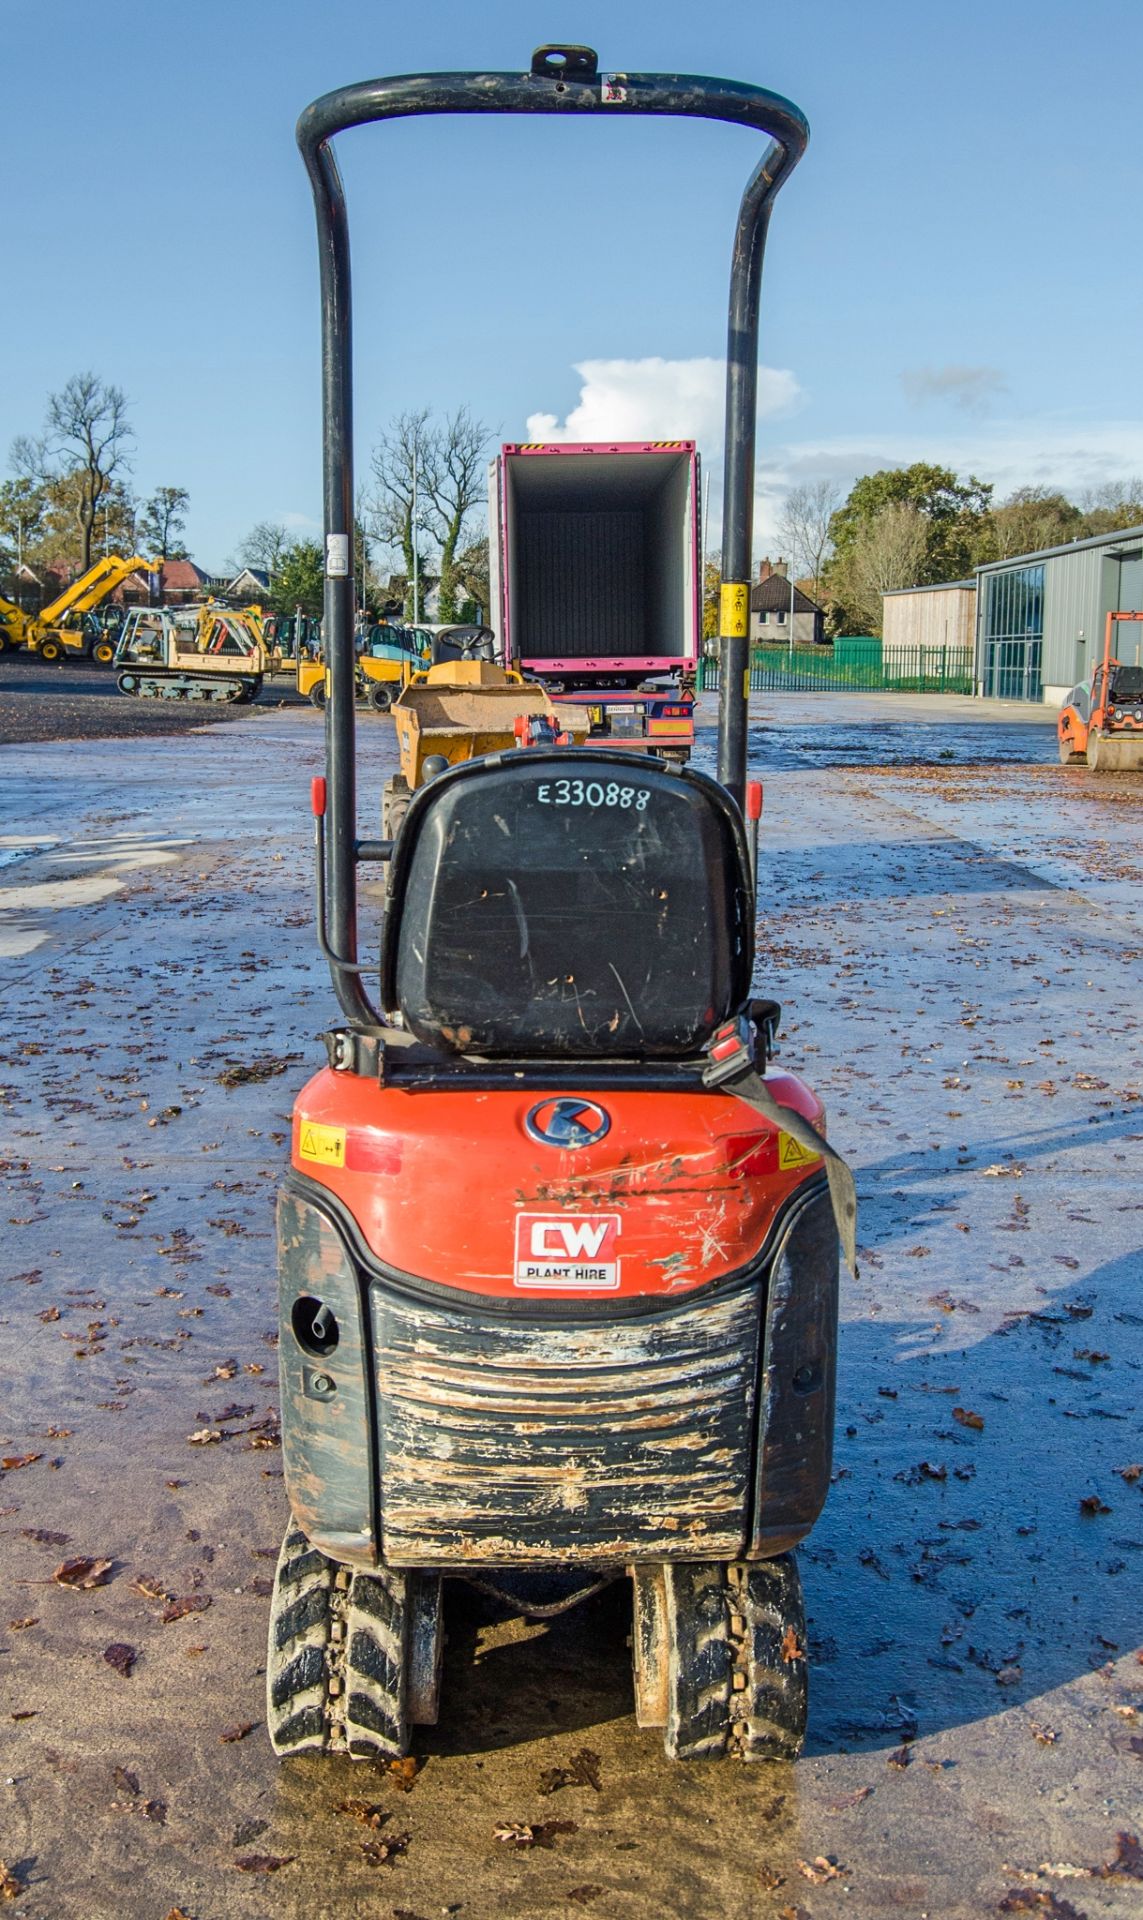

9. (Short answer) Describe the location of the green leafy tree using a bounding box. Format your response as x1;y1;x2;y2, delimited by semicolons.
702;554;721;643
0;478;49;582
271;539;324;618
138;486;189;558
455;535;490;623
829;463;993;584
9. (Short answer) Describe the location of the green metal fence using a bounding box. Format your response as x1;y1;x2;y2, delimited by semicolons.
698;640;975;695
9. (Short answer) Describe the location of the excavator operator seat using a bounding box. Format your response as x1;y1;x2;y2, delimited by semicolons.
380;750;753;1059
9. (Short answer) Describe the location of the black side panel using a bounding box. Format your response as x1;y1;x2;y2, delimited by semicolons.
750;1186;839;1556
278;1189;377;1567
372;1283;761;1567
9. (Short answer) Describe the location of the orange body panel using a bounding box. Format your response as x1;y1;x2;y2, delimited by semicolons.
291;1069;824;1301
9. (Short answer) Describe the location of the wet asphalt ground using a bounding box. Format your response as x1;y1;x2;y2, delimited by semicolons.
0;689;1140;1919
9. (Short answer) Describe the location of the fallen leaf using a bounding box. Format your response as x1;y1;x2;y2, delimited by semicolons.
1116;1464;1142;1483
797;1856;841;1884
1101;1832;1143;1881
53;1555;113;1589
187;1428;224;1446
384;1754;419;1793
494;1820;578;1850
161;1594;212;1623
104;1642;137;1677
130;1575;170;1602
234;1854;295;1873
163;1909;194;1920
568;1888;605;1906
953;1407;984;1430
219;1721;254;1743
141;1799;167;1824
887;1744;913;1769
781;1625;805;1663
360;1832;410;1866
1079;1495;1111;1516
996;1664;1023;1687
11;1710;37;1722
539;1748;602;1795
998;1893;1086;1916
0;1860;24;1901
828;1785;874;1810
22;1528;69;1546
1029;1722;1058;1746
337;1799;389;1831
2;1453;43;1471
113;1766;140;1796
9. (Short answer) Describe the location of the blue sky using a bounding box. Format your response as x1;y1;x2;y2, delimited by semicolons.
4;0;1141;569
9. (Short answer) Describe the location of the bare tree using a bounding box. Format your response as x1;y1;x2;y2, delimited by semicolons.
830;502;927;632
236;521;290;578
778;479;841;599
368;408;435;620
13;372;133;573
423;408;491;622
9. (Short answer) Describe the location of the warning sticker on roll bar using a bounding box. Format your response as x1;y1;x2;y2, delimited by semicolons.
514;1213;621;1289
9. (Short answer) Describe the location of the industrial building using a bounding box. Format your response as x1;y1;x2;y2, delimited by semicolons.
974;524;1143;703
883;522;1143;704
882;579;976;655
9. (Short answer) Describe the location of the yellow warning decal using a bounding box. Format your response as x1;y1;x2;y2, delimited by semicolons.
298;1120;346;1168
720;582;749;638
778;1131;821;1170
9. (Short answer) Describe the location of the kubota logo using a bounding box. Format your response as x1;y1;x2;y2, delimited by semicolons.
524;1097;611;1149
514;1213;621;1290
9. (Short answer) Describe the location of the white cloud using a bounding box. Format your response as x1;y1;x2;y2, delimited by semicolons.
525;356;800;446
525;358;1143;559
765;420;1143;508
901;364;1008;414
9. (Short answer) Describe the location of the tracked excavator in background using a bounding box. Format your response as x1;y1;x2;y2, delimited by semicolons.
114;602;268;703
0;553;161;661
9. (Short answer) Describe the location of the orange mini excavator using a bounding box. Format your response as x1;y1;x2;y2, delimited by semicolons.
266;44;855;1766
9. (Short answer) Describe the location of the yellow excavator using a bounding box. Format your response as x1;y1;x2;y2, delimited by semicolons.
0;554;162;662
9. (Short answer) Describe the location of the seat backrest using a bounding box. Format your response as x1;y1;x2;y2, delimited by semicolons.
380;750;753;1058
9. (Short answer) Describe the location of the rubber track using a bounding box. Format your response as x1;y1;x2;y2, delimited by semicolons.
344;1567;408;1758
664;1564;734;1760
663;1557;808;1761
728;1556;807;1762
266;1523;338;1755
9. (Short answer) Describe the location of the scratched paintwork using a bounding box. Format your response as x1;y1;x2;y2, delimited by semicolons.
291;1069;824;1300
372;1283;761;1565
277;1189;377;1568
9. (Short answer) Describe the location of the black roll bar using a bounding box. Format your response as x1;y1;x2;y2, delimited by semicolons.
298;45;808;1028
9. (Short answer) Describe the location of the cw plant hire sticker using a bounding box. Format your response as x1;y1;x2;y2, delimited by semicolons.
298;1121;346;1168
